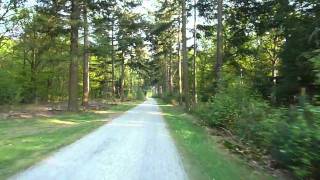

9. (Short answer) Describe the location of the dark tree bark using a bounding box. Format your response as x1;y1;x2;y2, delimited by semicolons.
30;48;37;103
177;14;182;104
182;0;190;110
68;0;80;111
192;0;197;105
169;52;173;94
111;19;115;98
164;52;169;93
82;3;89;109
215;0;223;82
120;54;125;101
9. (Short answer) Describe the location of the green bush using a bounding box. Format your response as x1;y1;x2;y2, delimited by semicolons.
0;70;21;104
135;88;145;101
271;105;320;178
162;93;180;105
194;82;259;128
193;81;320;179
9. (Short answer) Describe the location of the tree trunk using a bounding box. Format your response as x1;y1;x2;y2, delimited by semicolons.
68;0;80;112
178;13;183;104
215;0;223;82
164;52;169;94
157;84;161;97
182;0;190;110
120;55;125;101
169;52;173;94
30;48;37;103
111;19;115;98
22;36;26;76
82;3;89;109
271;59;277;103
130;70;134;97
192;0;197;105
46;78;52;102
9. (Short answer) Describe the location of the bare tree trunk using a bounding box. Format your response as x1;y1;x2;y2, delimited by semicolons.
46;78;52;102
169;52;173;94
22;36;26;76
272;60;277;86
182;0;190;110
111;19;115;98
30;48;37;103
130;69;133;96
178;13;183;104
164;52;169;94
192;0;197;105
215;0;223;82
68;0;80;112
271;59;277;103
82;3;89;109
120;55;125;101
157;84;161;97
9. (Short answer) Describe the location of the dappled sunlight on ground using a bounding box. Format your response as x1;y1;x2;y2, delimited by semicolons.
120;103;143;106
147;111;177;117
0;100;141;179
140;104;173;107
179;130;195;140
92;110;118;114
88;119;110;122
146;111;163;115
110;121;145;127
157;104;174;107
48;119;78;125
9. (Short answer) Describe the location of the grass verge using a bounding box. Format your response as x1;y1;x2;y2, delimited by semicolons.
0;101;139;180
157;99;276;180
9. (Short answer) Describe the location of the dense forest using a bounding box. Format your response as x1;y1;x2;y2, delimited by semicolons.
0;0;319;179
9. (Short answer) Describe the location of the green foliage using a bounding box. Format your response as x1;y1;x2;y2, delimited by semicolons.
0;40;23;104
0;70;21;104
135;88;145;101
158;99;273;180
162;93;180;105
193;81;320;179
271;105;320;178
309;49;320;85
194;81;264;128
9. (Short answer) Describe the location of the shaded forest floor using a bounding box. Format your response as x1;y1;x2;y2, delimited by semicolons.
0;100;139;180
157;99;287;180
0;99;131;120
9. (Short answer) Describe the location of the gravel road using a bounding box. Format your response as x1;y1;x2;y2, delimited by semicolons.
11;98;187;180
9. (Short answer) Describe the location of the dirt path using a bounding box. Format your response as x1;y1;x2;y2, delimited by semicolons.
10;98;187;180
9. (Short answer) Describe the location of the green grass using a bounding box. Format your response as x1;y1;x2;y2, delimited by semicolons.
157;99;276;180
0;101;138;180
